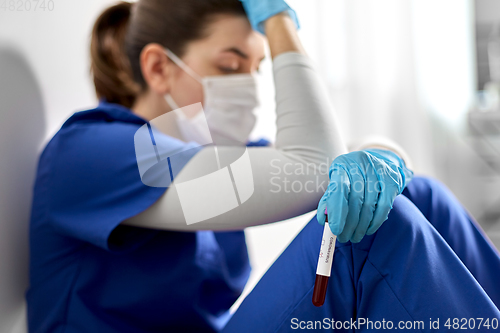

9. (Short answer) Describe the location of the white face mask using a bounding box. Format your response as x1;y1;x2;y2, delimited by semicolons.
164;48;259;146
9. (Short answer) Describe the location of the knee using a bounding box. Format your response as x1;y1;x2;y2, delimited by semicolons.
404;175;447;198
385;195;429;234
353;195;431;252
402;175;460;219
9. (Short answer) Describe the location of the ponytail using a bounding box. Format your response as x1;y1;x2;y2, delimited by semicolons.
90;1;141;109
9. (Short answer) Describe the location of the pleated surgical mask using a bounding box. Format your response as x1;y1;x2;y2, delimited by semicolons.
164;48;259;146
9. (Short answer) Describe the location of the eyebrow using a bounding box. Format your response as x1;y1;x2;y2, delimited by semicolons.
223;47;266;63
224;47;249;59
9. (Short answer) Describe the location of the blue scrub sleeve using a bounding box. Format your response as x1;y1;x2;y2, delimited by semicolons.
246;138;271;147
46;119;201;252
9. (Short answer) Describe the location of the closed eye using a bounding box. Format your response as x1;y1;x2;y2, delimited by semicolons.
219;67;238;74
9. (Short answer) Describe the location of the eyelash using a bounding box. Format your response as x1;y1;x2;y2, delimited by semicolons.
219;67;261;74
220;67;238;73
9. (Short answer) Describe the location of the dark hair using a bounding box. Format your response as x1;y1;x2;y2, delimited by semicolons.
90;0;246;108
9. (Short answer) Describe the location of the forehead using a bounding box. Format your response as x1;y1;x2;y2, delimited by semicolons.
189;14;266;60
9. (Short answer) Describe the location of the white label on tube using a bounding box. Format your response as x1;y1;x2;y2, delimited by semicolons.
316;222;337;276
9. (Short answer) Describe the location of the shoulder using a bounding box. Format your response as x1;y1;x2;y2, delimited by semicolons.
39;103;148;178
40;102;200;185
58;102;145;145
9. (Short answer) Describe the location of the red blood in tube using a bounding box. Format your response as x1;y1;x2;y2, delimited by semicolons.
312;274;329;307
312;212;330;307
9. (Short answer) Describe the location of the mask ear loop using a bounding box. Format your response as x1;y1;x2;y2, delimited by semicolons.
164;48;206;120
164;48;204;83
163;48;204;121
164;48;223;170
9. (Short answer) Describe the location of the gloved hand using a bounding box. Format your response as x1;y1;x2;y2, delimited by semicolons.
239;0;300;35
316;149;414;243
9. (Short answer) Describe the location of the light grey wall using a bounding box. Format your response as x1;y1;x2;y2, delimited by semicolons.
0;45;45;333
0;2;115;332
0;1;116;143
475;0;500;89
476;0;500;23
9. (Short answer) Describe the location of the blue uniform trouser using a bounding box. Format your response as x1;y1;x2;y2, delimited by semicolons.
221;176;500;332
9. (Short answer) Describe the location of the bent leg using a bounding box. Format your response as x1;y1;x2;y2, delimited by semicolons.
221;212;357;332
402;175;500;307
356;195;500;330
222;195;500;333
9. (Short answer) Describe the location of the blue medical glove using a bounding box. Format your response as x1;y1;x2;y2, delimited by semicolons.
239;0;300;35
316;149;414;243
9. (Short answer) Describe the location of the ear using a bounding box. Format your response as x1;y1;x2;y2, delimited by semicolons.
139;43;176;95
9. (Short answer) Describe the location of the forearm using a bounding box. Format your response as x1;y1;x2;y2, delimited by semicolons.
265;12;305;58
123;146;333;231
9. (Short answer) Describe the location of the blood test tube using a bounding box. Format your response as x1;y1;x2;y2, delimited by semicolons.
312;209;336;307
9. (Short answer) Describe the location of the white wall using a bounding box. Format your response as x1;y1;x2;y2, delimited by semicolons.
0;1;116;144
0;2;115;332
0;45;45;333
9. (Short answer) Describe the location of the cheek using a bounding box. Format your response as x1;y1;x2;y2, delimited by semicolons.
170;74;204;115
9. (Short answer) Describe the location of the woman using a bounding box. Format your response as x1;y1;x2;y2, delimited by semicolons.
26;0;500;332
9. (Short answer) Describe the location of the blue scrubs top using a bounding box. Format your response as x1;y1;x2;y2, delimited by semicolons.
26;100;270;333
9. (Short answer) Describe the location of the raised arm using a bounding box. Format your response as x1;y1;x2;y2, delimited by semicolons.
122;11;348;231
